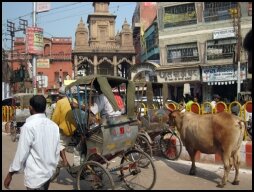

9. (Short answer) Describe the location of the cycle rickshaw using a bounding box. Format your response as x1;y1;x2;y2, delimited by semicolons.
3;93;34;142
134;81;182;160
51;75;156;190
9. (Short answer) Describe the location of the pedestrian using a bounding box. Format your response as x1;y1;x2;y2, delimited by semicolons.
194;96;199;103
211;94;221;109
58;76;62;87
51;86;81;168
4;95;60;190
184;94;194;112
65;73;71;80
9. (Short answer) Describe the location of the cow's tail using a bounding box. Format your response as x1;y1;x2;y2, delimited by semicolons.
237;120;246;145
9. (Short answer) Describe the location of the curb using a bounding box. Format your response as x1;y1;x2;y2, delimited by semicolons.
179;141;252;168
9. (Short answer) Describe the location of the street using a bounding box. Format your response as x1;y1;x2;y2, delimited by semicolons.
2;132;252;190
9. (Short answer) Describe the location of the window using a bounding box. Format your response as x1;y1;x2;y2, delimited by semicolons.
167;43;199;63
146;32;156;51
206;38;236;60
164;3;197;28
44;44;50;56
204;2;237;22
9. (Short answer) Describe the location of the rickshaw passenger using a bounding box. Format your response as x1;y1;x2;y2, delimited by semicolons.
90;88;122;119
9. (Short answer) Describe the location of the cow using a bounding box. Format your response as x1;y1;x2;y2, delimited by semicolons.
168;110;245;188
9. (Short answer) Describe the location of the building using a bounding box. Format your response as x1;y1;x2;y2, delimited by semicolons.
131;2;159;81
72;2;135;79
9;36;72;94
156;2;252;102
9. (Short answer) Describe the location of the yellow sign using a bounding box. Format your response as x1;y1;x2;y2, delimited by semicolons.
37;58;50;68
64;80;76;86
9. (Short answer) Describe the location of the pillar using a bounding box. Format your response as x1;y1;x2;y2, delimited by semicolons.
93;55;97;75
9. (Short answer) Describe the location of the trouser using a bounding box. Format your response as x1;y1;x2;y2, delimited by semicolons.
26;179;50;190
59;131;83;166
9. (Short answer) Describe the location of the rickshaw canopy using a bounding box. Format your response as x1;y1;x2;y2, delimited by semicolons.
65;75;136;119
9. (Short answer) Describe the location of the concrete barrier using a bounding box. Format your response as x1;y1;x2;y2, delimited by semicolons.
180;141;252;168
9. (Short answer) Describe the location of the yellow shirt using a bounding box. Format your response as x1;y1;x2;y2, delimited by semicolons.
186;100;194;112
51;97;77;136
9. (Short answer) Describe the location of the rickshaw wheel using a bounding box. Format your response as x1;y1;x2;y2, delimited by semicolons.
135;134;153;164
10;124;17;142
160;130;182;160
120;149;156;190
76;161;115;190
50;166;60;182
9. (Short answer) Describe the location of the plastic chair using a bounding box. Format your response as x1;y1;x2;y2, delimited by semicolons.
190;102;201;114
201;102;213;114
165;102;177;111
228;101;242;117
215;101;228;113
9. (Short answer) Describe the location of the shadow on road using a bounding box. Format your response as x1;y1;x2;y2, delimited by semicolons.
153;156;222;186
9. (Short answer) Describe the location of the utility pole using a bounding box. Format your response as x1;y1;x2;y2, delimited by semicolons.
230;3;242;101
32;2;37;95
7;19;28;94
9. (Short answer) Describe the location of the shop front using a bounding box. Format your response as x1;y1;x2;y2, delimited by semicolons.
201;64;247;102
156;67;201;102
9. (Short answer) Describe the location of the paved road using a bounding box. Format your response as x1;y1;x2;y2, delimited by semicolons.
2;132;252;190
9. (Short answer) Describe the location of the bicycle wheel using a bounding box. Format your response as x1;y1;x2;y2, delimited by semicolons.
76;161;115;190
135;134;153;158
10;125;17;142
160;130;182;160
120;149;156;190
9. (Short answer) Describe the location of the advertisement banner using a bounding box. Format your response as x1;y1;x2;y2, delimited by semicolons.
202;65;246;82
26;27;44;55
213;28;235;39
36;2;51;13
37;58;50;68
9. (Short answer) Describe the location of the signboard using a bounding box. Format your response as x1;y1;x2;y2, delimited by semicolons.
157;68;200;83
213;28;235;39
36;2;51;13
37;58;50;68
202;65;246;82
26;27;44;55
37;75;48;88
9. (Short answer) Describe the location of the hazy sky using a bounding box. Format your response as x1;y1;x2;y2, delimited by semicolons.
2;2;137;49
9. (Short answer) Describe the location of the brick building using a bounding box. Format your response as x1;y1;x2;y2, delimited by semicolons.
10;36;72;94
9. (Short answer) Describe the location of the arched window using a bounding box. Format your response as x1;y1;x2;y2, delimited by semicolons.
44;44;50;56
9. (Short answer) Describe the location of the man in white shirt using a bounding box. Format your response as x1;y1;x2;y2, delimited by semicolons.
91;92;122;118
4;95;60;190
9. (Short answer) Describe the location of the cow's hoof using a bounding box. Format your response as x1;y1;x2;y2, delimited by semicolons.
216;183;225;188
189;170;196;175
232;180;239;185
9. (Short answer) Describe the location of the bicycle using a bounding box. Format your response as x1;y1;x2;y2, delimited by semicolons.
136;124;182;161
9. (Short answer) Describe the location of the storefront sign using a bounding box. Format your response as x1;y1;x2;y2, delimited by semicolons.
213;28;235;39
26;27;44;55
157;68;200;83
202;65;246;82
37;58;50;68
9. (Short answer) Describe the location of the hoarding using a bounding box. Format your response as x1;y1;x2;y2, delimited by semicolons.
26;27;44;55
36;2;51;13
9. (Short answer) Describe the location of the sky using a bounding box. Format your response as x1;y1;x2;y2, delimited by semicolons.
2;2;137;49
